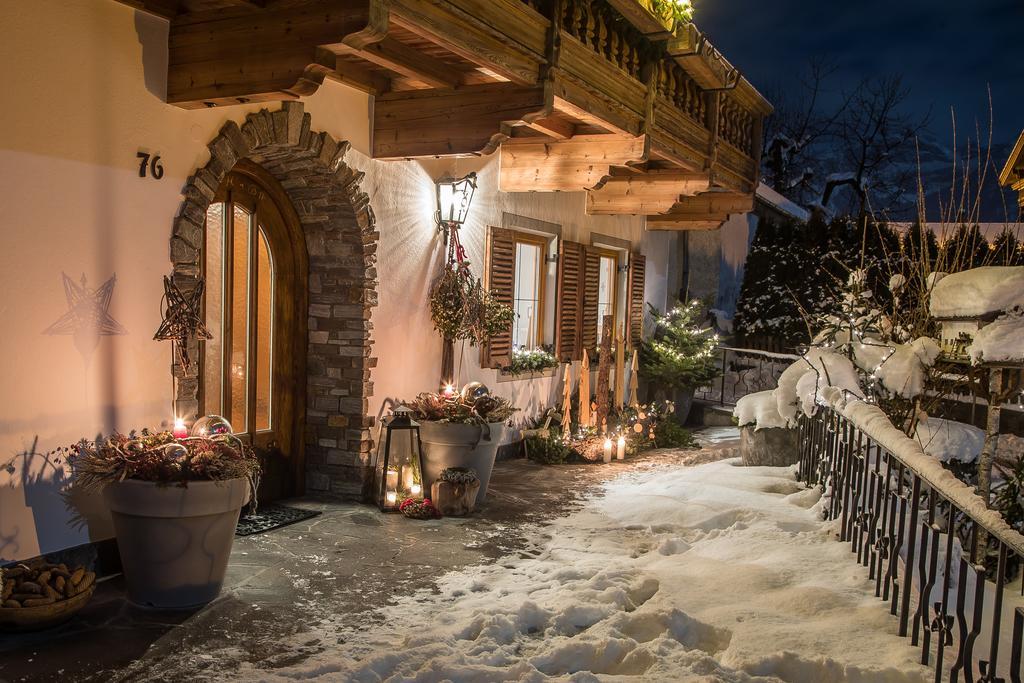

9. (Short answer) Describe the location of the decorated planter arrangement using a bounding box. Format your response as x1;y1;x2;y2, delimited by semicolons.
405;384;516;506
67;417;259;609
431;467;481;516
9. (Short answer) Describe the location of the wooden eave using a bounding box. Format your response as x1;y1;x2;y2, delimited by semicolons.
1000;130;1024;208
118;0;770;222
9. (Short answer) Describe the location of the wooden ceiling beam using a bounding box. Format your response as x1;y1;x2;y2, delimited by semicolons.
524;116;576;140
167;0;380;108
499;134;649;192
331;36;464;89
373;82;549;159
644;190;753;229
586;170;712;215
645;220;725;231
113;0;180;19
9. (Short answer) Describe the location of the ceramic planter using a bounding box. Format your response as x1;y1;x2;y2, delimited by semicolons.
103;478;249;609
417;422;505;506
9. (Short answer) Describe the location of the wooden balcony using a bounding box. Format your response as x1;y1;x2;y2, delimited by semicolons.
123;0;772;228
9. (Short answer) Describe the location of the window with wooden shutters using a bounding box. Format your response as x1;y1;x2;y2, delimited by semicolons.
627;253;646;347
555;241;584;361
581;247;601;355
483;227;516;368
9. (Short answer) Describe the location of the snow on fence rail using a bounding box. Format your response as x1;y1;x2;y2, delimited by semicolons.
798;396;1024;682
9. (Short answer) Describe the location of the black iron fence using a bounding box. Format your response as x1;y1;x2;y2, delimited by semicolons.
797;408;1024;682
696;346;800;406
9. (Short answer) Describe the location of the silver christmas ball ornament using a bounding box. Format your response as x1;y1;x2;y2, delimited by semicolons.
191;415;234;438
460;382;490;401
162;442;189;459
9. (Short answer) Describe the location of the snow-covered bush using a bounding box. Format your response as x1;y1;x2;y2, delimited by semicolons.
733;390;789;431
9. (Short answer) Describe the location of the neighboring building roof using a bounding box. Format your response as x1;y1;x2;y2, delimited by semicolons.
999;129;1024;188
754;183;810;223
889;222;1022;240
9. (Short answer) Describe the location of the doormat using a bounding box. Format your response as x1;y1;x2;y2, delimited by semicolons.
235;504;322;537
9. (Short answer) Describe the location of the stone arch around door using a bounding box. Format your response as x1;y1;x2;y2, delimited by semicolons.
170;102;378;497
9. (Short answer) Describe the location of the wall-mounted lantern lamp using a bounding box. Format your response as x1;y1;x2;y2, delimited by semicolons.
435;172;478;236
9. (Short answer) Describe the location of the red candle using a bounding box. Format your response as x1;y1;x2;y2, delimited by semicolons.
172;418;188;440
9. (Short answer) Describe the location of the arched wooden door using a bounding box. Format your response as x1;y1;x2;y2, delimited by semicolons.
201;160;307;501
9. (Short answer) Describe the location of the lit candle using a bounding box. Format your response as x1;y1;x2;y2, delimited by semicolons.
385;468;399;504
442;383;456;399
616;435;626;460
603;438;612;463
410;483;422;496
172;418;188;440
402;465;415;492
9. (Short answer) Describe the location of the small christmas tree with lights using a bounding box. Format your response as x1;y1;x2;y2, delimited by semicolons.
639;300;721;395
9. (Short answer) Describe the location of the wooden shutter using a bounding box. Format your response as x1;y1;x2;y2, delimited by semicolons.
483;227;515;368
581;246;601;355
627;252;646;347
555;240;584;361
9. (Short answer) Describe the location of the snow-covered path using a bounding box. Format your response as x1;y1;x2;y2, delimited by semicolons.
241;459;931;682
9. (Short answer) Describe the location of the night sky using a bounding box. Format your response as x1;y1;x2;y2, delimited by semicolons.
699;0;1023;159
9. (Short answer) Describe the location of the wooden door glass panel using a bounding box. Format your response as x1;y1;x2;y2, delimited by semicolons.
512;240;542;350
597;253;617;344
203;202;225;417
255;226;273;431
229;204;251;433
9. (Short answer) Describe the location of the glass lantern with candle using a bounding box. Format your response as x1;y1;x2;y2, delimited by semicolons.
372;406;427;512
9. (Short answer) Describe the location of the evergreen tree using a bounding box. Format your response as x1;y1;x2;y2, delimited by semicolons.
989;228;1023;266
901;222;939;270
942;224;990;269
639;300;721;391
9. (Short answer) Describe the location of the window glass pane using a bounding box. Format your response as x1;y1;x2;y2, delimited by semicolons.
255;226;273;431
513;241;542;349
229;205;250;432
597;254;617;344
203;202;225;416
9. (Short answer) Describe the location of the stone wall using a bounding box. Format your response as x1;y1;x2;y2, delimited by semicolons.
171;102;378;497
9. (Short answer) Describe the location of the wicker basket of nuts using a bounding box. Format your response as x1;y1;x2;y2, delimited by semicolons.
0;561;95;631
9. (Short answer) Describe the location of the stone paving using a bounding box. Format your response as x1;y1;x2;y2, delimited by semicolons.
0;430;738;683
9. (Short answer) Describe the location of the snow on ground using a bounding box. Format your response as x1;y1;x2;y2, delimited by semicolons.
241;460;930;682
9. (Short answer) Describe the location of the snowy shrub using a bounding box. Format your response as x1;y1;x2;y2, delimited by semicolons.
734;390;790;430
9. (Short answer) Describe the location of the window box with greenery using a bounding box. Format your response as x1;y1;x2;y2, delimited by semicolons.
606;0;693;38
504;346;560;377
639;300;721;423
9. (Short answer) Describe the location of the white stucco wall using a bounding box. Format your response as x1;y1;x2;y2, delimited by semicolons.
0;0;674;561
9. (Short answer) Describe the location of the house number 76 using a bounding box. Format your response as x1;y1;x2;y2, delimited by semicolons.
136;151;164;179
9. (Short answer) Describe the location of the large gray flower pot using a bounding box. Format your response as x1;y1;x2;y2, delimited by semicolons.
418;422;505;507
739;426;799;467
104;478;249;609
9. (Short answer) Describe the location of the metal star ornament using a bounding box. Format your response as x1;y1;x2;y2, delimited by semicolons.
43;273;127;361
153;275;213;372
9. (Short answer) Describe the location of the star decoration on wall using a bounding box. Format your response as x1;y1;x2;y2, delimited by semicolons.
153;275;213;372
43;273;128;359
